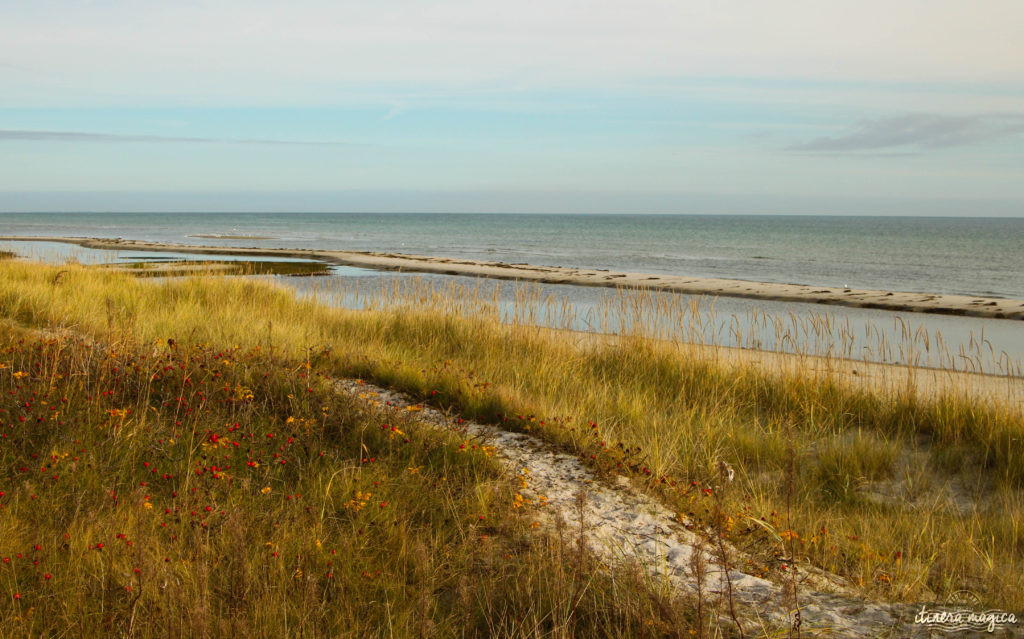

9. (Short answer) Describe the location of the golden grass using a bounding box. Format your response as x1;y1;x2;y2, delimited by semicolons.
2;259;1023;613
0;321;688;637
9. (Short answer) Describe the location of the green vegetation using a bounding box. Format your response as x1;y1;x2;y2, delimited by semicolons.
1;257;1022;628
101;259;332;277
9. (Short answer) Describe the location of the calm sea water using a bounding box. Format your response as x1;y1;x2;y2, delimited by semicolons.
1;212;1022;299
2;212;1022;373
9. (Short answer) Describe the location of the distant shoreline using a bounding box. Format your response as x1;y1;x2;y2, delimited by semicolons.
3;235;1023;320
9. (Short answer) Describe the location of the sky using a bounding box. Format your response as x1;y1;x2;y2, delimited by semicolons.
1;0;1023;214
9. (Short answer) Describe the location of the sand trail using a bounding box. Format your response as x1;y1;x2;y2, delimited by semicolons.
337;378;928;638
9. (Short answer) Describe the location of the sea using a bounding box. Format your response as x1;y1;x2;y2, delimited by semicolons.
1;212;1022;373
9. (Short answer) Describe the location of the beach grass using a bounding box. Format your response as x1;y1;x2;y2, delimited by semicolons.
0;319;686;637
1;258;1023;617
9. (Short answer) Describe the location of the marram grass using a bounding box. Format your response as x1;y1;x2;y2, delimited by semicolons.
2;259;1023;615
0;322;686;637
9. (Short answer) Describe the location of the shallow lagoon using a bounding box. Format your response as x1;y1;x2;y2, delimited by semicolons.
4;238;1022;375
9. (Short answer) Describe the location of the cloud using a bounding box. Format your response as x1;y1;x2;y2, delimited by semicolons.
3;1;1024;108
0;129;351;146
789;113;1024;152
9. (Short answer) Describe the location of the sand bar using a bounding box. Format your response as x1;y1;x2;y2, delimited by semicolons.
188;234;275;240
4;235;1023;320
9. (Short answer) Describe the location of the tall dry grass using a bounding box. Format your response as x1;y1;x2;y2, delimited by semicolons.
0;319;691;637
1;259;1023;611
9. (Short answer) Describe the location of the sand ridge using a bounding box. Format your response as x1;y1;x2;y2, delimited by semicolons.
4;235;1023;320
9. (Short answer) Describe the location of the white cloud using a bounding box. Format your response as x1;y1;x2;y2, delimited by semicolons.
2;0;1023;106
790;113;1024;152
0;129;353;145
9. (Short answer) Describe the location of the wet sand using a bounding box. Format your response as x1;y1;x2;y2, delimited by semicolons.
4;235;1023;320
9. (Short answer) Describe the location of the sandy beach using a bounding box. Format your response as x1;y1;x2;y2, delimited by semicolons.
540;325;1023;405
4;235;1024;320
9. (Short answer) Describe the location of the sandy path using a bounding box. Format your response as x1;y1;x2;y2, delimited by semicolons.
4;235;1022;321
338;378;927;637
